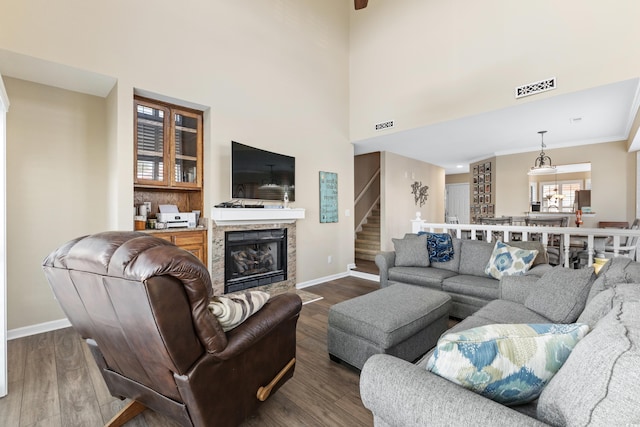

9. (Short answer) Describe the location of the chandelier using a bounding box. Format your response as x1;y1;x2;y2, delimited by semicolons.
527;130;556;175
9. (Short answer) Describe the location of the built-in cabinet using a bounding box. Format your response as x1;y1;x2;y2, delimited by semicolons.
470;158;495;223
133;96;207;265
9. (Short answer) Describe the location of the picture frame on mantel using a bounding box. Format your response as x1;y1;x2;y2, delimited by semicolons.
319;171;338;223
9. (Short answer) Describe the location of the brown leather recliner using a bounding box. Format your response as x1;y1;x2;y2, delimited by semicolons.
42;231;302;427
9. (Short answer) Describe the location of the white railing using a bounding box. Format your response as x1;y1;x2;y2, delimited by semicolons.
411;217;640;268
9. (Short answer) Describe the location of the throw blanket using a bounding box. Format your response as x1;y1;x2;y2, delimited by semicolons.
208;290;270;332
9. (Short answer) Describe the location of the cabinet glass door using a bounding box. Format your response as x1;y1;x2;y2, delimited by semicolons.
173;111;201;186
135;102;168;185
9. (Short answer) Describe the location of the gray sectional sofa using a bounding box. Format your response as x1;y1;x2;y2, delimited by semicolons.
375;235;552;318
360;257;640;426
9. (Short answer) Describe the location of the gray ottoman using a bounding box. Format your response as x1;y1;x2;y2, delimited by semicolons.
327;283;451;370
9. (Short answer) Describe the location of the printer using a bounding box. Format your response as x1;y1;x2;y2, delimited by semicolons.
157;204;197;228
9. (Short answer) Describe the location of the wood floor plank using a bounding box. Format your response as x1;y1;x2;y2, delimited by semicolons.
0;376;24;426
20;333;60;426
54;328;103;427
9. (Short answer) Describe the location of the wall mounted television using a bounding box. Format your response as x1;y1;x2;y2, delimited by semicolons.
231;141;295;202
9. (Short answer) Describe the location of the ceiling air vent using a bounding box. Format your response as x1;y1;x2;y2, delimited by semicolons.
375;120;394;131
515;77;556;99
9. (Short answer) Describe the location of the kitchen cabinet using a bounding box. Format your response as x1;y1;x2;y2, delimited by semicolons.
134;97;203;189
134;96;206;264
147;229;208;265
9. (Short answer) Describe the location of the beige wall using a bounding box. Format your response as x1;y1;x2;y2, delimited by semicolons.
496;141;635;227
5;77;109;329
446;173;470;185
1;0;352;329
380;152;445;251
350;1;640;142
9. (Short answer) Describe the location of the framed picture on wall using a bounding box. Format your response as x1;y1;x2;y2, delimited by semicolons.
478;175;484;184
485;162;491;171
481;205;488;214
488;205;494;215
485;194;491;204
479;164;485;173
485;173;491;182
473;195;479;203
473;165;479;174
485;184;491;193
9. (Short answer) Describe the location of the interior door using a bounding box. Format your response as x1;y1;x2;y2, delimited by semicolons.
0;74;9;397
446;183;470;224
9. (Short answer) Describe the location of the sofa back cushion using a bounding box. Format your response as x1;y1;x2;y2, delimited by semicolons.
537;283;640;426
430;238;463;273
458;239;494;276
392;235;430;267
524;266;595;323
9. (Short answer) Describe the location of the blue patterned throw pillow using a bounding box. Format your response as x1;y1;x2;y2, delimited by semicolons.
484;241;538;280
417;232;454;262
426;323;589;405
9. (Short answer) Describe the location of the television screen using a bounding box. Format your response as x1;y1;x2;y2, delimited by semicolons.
231;141;295;202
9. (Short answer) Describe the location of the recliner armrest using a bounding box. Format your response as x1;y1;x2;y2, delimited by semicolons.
210;293;302;359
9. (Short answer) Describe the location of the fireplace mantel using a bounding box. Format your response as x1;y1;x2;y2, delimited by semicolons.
211;207;305;226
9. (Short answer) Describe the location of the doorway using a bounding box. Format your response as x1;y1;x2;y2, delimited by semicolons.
446;183;470;224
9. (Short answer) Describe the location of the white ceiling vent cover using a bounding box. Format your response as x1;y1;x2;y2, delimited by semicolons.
375;120;394;131
515;77;556;99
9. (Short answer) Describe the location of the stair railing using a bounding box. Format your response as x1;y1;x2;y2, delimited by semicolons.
355;168;381;233
411;217;640;267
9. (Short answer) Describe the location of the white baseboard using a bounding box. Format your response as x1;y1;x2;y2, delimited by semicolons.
349;270;380;282
8;318;71;340
296;271;350;289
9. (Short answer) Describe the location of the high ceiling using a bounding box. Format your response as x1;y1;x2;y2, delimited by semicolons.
352;78;640;175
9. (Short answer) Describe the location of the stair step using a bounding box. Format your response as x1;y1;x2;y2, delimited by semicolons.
362;223;380;232
366;217;380;224
355;249;378;261
357;231;380;241
355;239;380;250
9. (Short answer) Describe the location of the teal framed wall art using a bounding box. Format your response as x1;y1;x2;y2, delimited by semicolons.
319;171;338;223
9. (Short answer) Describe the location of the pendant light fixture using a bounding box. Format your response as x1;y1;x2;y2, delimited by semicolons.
528;130;556;175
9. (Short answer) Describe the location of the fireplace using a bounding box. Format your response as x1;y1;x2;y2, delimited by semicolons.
224;228;288;294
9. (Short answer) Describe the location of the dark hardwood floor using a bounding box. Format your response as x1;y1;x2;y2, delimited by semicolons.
0;276;379;427
352;258;378;275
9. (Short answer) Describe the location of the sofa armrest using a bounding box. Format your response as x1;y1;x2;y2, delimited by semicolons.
374;252;395;288
360;354;546;427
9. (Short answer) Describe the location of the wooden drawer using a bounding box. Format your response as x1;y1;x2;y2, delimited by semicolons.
174;232;205;246
144;229;207;265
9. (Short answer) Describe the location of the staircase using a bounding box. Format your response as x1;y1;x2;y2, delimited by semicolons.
355;204;380;261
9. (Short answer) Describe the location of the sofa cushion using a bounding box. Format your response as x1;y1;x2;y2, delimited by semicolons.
484;241;538;280
442;275;500;300
475;300;552;324
417;232;454;262
388;266;457;289
537;283;640;426
524;266;595;323
576;287;616;328
431;238;463;273
426;323;589;406
499;275;541;304
392;235;430;267
458;240;495;276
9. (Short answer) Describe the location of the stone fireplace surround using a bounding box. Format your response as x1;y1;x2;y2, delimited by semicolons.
210;208;305;295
